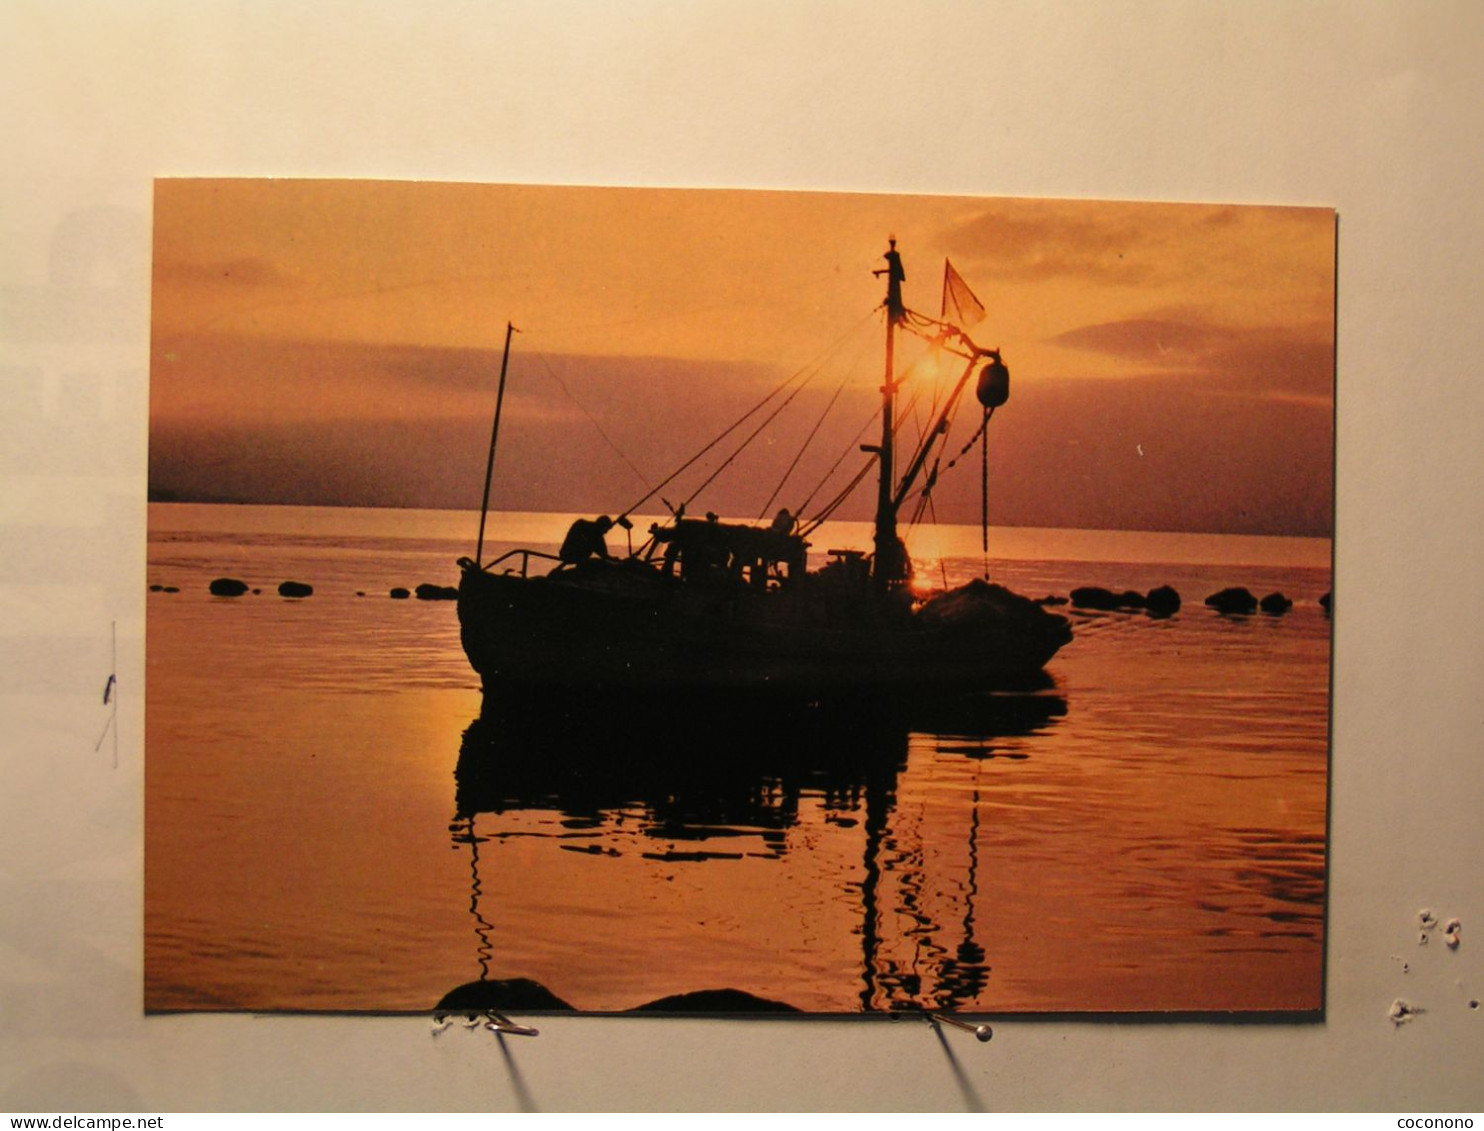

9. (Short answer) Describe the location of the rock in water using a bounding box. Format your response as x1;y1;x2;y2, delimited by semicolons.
389;587;410;600
630;988;801;1013
1259;591;1292;615
278;580;313;598
1205;586;1257;615
209;577;249;597
1145;585;1181;617
1070;586;1122;610
1071;586;1148;612
415;582;459;601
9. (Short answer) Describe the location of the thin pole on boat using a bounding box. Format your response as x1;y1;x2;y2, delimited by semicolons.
475;322;517;568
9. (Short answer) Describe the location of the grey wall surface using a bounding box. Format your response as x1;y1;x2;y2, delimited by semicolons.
2;1;1480;1112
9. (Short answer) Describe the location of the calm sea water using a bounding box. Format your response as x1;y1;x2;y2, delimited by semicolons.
145;504;1331;1015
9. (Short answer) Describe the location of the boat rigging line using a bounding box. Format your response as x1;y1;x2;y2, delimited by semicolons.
928;496;951;591
795;371;942;536
896;403;997;516
677;353;823;511
528;344;653;493
756;322;878;521
792;401;882;532
797;452;878;537
755;369;850;522
982;408;991;571
616;308;876;523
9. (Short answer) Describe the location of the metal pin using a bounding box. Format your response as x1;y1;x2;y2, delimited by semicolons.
929;1012;994;1042
484;1010;540;1038
431;1009;539;1038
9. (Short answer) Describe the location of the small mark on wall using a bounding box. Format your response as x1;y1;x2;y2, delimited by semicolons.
1444;918;1462;949
1389;998;1423;1026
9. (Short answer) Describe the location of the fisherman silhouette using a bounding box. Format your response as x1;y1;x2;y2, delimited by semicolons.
559;515;614;564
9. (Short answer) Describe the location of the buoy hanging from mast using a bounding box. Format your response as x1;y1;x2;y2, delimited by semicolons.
975;352;1009;409
974;353;1007;573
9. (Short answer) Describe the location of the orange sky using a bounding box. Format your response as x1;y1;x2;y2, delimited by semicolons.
149;180;1335;536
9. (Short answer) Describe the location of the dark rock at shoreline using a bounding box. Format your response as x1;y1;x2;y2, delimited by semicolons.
435;977;575;1012
415;582;459;601
1071;586;1147;612
1320;592;1332;613
389;587;411;599
1259;591;1292;615
163;586;179;593
1205;586;1257;615
149;584;163;592
278;580;313;599
209;577;249;597
630;988;801;1013
1036;595;1069;607
1145;585;1181;617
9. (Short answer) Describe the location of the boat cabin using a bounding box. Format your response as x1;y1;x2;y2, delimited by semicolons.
650;517;808;589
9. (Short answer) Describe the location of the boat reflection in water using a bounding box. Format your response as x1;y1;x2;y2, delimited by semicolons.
438;684;1066;1015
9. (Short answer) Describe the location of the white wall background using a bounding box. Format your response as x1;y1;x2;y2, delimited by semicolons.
1;0;1480;1112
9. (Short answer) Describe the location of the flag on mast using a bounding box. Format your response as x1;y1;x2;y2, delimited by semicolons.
941;259;986;331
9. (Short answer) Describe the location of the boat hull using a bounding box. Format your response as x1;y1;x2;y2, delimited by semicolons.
458;562;1071;697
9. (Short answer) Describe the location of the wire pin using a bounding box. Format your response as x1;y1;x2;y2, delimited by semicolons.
929;1013;993;1042
485;1011;540;1038
430;1010;539;1038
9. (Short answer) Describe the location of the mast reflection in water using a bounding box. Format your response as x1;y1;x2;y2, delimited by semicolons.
442;686;1066;1014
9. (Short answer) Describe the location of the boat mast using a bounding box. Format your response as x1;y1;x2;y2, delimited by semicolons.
872;240;909;584
474;321;517;568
